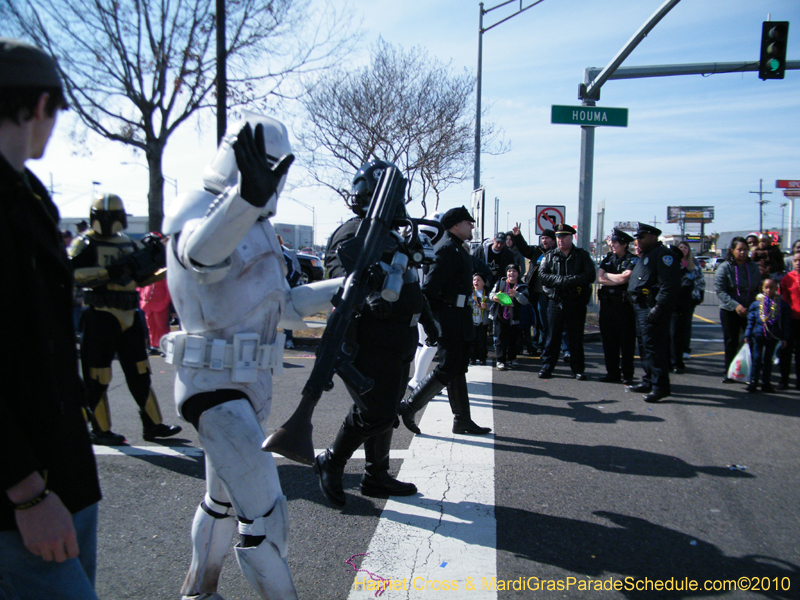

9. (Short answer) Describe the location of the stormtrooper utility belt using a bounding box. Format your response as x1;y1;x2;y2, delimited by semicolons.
161;331;285;382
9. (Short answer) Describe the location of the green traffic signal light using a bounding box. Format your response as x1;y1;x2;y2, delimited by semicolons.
759;21;789;80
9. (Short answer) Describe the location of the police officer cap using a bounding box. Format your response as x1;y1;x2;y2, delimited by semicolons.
441;206;475;229
553;223;576;235
610;227;634;244
0;38;62;88
634;223;662;238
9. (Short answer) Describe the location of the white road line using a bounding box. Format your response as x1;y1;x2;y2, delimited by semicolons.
93;445;409;460
348;366;496;599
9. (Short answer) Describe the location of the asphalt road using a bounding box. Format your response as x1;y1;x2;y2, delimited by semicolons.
90;304;800;599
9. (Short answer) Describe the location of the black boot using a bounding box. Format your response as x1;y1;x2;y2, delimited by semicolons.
398;372;446;435
140;411;182;441
448;375;491;435
360;429;417;498
313;423;365;507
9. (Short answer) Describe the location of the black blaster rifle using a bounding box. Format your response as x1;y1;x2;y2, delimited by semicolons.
262;166;406;465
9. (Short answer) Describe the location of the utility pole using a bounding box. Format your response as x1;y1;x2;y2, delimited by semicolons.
474;1;544;231
750;178;773;232
781;202;788;249
651;216;661;228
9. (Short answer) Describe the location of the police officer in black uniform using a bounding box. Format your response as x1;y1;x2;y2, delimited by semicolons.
625;223;681;402
597;227;638;384
314;159;440;507
399;206;492;436
537;223;596;380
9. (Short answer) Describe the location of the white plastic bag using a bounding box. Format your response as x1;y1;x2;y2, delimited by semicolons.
727;343;752;382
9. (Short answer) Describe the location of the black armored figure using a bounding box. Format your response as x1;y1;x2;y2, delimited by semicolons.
314;159;440;506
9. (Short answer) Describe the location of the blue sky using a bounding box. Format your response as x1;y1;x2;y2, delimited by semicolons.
33;0;800;249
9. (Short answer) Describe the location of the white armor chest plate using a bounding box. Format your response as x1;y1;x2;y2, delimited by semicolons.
167;217;286;421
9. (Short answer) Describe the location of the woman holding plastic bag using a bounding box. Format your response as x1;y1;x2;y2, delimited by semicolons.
715;237;761;383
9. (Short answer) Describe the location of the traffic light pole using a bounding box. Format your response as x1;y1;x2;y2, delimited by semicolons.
575;16;799;251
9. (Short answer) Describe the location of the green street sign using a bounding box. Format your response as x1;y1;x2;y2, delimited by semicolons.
551;105;628;127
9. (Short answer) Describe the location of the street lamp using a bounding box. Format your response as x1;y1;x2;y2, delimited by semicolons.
474;1;544;191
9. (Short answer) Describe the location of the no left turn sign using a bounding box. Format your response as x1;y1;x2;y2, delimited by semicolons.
535;205;566;235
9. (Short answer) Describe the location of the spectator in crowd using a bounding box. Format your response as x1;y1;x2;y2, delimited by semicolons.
509;224;555;356
626;224;681;402
751;232;785;281
61;229;73;247
779;251;800;390
0;36;102;600
76;220;88;234
670;241;705;373
715;237;761;383
784;240;800;272
399;206;491;436
472;231;515;287
746;234;759;252
490;263;530;370
137;232;171;356
745;275;790;393
537;223;596;380
469;272;490;366
596;227;637;384
505;232;528;276
505;232;535;355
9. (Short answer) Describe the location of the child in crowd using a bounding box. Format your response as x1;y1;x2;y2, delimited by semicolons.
490;263;530;371
744;276;790;393
470;273;490;365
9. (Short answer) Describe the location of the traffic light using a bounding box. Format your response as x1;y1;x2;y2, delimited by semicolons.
759;21;789;80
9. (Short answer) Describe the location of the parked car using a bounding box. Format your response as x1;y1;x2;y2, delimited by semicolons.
695;256;710;269
296;251;325;283
706;257;724;271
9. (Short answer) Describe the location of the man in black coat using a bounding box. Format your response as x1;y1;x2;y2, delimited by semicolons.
0;38;101;599
399;206;491;436
537;223;596;380
626;223;681;402
472;231;516;287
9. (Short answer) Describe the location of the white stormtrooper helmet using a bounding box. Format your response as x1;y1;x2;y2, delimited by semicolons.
203;110;292;218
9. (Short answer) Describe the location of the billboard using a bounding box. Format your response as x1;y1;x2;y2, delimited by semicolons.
667;206;714;224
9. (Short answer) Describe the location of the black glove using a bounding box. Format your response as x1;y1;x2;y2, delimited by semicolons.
366;292;392;319
422;315;441;347
646;304;662;325
106;259;130;283
233;123;294;207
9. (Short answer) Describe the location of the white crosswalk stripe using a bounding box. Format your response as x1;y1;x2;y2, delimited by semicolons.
348;365;496;599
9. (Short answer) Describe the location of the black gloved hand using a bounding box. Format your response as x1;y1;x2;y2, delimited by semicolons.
366;292;392;319
106;260;130;283
422;318;441;347
233;123;294;207
646;305;662;325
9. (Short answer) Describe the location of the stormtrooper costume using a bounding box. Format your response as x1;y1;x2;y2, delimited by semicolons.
163;112;340;600
407;214;443;389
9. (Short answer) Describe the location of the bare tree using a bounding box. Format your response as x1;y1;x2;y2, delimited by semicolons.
298;38;506;216
2;0;358;231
